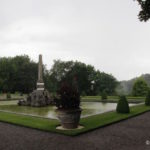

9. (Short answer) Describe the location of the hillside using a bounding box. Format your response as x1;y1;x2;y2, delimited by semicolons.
116;74;150;95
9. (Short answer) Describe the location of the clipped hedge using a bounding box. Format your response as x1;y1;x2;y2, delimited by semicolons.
116;96;130;113
145;90;150;106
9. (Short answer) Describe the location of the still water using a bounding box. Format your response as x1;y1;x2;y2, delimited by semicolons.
0;101;134;119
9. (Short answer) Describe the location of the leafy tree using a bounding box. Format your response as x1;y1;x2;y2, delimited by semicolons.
47;60;118;95
132;78;149;96
94;71;118;95
116;74;150;95
0;56;118;95
48;60;95;95
64;62;96;95
0;55;38;93
44;69;58;93
12;55;38;93
45;60;74;94
0;57;14;92
135;0;150;21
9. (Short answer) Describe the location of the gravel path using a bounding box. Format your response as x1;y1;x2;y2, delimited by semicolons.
0;112;150;150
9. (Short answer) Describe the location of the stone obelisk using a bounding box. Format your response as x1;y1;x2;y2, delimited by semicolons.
18;54;53;107
37;54;44;91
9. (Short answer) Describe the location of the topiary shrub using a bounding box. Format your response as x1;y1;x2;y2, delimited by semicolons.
116;96;130;113
6;93;11;99
101;91;107;101
145;90;150;106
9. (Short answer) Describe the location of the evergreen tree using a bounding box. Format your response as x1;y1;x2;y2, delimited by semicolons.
145;90;150;106
116;96;130;113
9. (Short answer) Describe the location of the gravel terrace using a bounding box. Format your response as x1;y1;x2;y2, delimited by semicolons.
0;111;150;150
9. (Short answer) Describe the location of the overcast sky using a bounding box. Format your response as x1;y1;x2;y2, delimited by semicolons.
0;0;150;81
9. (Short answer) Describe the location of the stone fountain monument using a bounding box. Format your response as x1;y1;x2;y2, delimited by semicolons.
18;54;53;107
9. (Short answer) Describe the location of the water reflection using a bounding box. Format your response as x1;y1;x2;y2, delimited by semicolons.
0;102;135;119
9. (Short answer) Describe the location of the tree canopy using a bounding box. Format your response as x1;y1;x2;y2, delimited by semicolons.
132;78;149;96
44;60;118;95
0;56;118;95
0;55;38;93
136;0;150;21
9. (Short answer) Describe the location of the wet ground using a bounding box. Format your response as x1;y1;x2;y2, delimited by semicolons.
0;111;150;150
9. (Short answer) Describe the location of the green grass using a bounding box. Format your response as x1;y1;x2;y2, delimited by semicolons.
0;94;144;103
0;111;59;132
81;96;145;103
0;93;25;100
0;104;149;136
0;100;18;105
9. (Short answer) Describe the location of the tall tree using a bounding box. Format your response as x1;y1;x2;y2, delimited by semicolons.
47;60;118;95
0;55;38;93
132;78;149;96
11;55;38;93
135;0;150;21
94;71;118;95
0;56;118;95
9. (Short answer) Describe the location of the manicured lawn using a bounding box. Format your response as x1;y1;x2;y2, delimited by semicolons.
0;94;145;103
0;104;149;136
81;96;145;103
0;93;25;100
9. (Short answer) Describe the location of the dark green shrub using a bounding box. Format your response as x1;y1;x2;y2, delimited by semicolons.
101;91;107;101
145;90;150;106
54;82;80;109
116;96;130;113
6;93;11;99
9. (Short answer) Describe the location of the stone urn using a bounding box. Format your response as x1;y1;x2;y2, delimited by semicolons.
56;108;82;129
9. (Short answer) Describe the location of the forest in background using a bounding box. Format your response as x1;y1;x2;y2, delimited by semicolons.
0;55;150;96
0;55;118;95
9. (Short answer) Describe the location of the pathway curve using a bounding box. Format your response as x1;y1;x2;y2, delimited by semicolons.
0;112;150;150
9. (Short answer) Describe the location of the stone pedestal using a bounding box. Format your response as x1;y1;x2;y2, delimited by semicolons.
18;90;52;107
18;54;53;107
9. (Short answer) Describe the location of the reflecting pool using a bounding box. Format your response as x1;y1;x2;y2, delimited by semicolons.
0;101;135;119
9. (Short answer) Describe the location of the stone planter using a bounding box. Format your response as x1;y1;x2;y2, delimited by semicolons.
56;108;82;129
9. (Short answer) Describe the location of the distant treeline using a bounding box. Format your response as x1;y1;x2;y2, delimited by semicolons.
0;55;38;93
116;74;150;95
0;55;118;95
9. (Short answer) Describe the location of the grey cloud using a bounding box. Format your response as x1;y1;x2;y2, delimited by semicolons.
0;0;149;80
